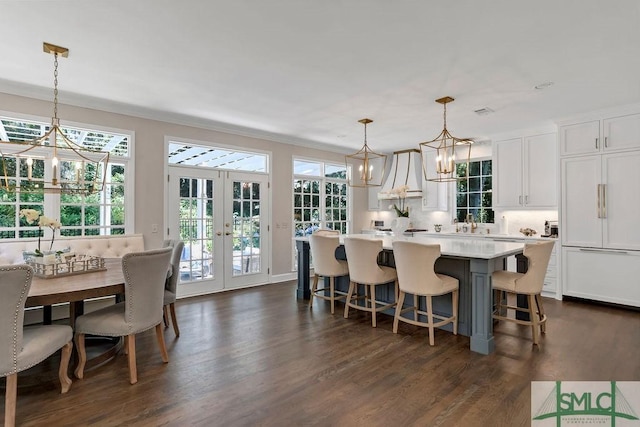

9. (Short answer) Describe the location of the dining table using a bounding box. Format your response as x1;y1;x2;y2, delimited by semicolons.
26;258;125;368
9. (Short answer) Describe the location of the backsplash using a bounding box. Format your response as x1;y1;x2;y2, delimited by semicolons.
364;199;557;236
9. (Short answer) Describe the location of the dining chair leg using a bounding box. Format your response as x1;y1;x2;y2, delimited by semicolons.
127;334;137;384
535;294;546;333
5;373;17;427
59;341;73;393
370;284;377;328
163;305;170;328
529;294;540;346
393;291;406;334
155;323;169;363
74;333;86;379
344;281;355;319
309;274;319;309
452;289;459;336
413;293;419;321
426;296;435;346
169;303;180;337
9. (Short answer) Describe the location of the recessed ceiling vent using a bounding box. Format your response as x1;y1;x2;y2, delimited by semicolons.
474;107;494;116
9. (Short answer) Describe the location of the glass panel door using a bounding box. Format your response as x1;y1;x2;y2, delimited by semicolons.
168;167;269;296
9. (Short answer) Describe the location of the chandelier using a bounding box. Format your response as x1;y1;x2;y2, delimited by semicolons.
345;118;387;188
419;96;473;182
0;42;110;195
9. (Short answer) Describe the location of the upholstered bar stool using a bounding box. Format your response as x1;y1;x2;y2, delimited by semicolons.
492;240;555;346
309;232;349;314
343;237;398;327
392;241;459;346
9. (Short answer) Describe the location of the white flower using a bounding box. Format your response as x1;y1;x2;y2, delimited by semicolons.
39;216;61;229
19;208;41;224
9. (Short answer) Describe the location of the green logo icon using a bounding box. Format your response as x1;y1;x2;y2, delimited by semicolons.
532;381;639;426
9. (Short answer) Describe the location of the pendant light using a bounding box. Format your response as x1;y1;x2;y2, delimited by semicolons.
419;96;473;182
345;118;387;188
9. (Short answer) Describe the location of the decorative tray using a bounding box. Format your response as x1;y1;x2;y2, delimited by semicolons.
27;256;107;278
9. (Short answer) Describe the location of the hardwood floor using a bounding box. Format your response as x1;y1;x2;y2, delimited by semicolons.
4;282;640;426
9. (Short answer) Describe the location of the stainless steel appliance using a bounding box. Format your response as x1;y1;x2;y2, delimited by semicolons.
543;220;558;238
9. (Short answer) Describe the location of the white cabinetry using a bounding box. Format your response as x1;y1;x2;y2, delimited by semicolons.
493;133;557;208
559;113;640;156
561;151;640;250
559;109;640;306
421;150;448;211
563;247;640;307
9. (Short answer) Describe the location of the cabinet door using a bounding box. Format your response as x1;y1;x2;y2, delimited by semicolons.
493;138;523;208
561;156;602;247
559;120;600;156
602;113;640;152
368;185;380;210
523;133;557;207
602;151;640;250
421;150;448;211
563;247;640;307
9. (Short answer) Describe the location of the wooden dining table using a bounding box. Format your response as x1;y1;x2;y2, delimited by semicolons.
26;258;125;367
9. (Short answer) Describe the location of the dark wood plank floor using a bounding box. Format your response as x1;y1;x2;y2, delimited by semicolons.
4;282;640;426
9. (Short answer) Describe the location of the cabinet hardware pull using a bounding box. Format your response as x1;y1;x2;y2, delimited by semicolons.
493;239;518;242
519;195;523;205
525;195;529;204
595;138;599;149
579;248;628;254
604;136;608;148
596;184;601;218
602;184;607;218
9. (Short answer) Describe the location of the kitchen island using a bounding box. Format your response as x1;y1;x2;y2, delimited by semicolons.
295;234;525;355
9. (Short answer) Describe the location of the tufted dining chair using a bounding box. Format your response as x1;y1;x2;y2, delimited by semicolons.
492;240;555;346
308;231;349;314
392;241;459;346
1;265;73;427
162;239;185;336
74;247;173;384
343;237;398;328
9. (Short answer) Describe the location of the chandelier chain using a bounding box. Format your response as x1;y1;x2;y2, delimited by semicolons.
53;52;59;121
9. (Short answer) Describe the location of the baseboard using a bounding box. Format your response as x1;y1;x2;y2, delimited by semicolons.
270;272;297;283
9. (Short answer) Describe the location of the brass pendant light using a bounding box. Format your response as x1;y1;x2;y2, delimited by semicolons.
0;42;110;195
345;118;387;188
419;96;473;182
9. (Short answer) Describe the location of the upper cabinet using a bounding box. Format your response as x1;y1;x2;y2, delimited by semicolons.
560;113;640;157
421;149;448;211
493;133;557;209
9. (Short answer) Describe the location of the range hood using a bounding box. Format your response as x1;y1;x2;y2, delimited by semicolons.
378;149;423;199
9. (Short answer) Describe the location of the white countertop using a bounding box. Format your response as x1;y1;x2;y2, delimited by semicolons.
361;229;557;242
297;233;527;260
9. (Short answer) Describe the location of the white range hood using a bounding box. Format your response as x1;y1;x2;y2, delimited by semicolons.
378;149;423;199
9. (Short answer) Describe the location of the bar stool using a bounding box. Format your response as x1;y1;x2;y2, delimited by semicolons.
492;240;555;346
343;237;398;328
308;231;349;314
392;241;459;346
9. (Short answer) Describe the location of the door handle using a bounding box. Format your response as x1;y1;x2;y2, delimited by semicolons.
225;232;232;236
216;231;222;236
580;248;628;255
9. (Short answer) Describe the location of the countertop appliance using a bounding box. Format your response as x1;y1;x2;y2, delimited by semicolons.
542;220;558;238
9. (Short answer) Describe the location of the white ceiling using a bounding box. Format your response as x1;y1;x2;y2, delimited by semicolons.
1;0;639;153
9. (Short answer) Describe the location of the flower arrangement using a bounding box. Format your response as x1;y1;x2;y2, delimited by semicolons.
19;209;62;255
388;185;410;217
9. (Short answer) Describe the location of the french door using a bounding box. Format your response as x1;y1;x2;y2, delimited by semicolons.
168;166;270;297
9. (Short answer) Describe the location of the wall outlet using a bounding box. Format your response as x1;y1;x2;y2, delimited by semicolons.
151;224;158;233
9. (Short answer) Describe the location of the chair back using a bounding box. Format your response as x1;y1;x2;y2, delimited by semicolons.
343;237;387;284
392;241;446;295
162;239;185;294
0;265;33;375
313;229;339;236
517;241;555;293
309;233;347;277
122;247;173;332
